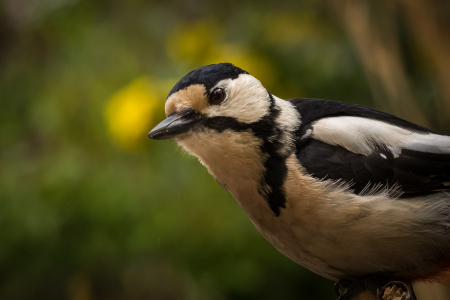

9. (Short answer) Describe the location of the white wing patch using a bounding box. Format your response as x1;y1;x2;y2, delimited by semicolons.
311;116;450;156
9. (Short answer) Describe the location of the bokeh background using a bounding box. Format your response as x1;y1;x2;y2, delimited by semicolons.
1;0;450;299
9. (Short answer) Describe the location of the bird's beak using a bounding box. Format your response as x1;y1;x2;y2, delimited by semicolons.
148;109;201;140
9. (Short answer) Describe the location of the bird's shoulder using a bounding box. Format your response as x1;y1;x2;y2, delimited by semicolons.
287;98;434;135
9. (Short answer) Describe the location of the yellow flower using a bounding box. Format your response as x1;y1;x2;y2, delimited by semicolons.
166;20;222;66
105;77;166;150
166;20;278;90
263;12;315;45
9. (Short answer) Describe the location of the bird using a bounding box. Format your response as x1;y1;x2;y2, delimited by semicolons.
148;63;450;297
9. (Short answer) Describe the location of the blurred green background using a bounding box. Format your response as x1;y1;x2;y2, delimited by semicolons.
1;1;450;299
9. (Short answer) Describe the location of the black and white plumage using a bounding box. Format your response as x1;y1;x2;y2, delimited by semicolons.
294;98;450;196
148;63;450;284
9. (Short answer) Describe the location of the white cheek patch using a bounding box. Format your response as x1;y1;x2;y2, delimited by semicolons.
312;116;450;156
201;74;270;124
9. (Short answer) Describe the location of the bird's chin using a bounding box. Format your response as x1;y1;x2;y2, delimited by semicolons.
172;132;191;142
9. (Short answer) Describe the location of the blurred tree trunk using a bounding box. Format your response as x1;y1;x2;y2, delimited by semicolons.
329;0;450;134
400;0;450;130
329;0;430;128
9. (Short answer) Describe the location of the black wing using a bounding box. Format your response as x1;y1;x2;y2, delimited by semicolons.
290;98;450;195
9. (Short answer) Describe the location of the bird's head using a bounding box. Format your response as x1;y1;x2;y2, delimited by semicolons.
148;63;275;142
148;63;300;193
148;63;300;215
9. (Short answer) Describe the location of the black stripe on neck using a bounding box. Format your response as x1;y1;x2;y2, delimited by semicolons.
202;92;288;216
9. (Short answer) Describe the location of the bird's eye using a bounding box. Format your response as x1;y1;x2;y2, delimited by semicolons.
209;88;226;105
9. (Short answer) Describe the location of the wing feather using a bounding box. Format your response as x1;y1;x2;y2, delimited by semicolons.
291;98;450;195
